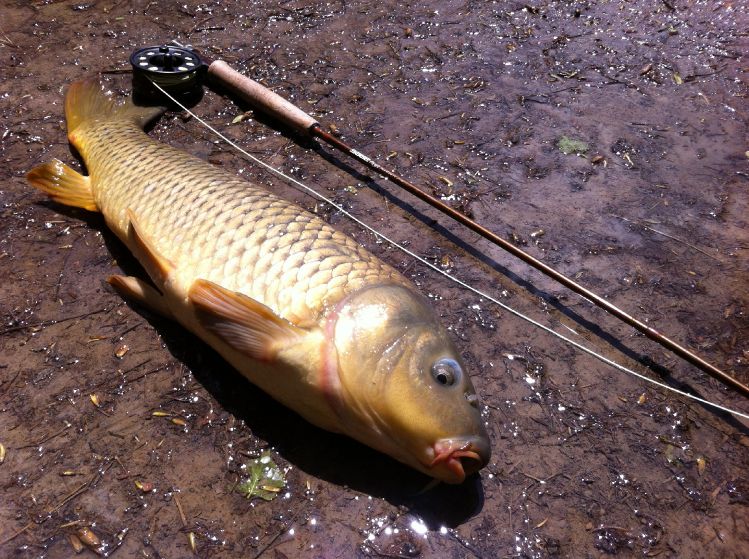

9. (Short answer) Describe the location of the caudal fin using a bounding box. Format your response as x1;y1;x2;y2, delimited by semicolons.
27;79;165;212
26;159;97;211
65;78;164;137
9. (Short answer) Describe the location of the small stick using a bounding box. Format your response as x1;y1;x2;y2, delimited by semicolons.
0;474;97;544
18;422;72;449
611;214;722;262
0;307;112;336
173;495;197;555
174;495;187;527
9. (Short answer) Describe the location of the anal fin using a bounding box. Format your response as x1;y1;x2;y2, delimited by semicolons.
189;279;305;362
108;275;173;319
126;209;175;284
26;159;96;211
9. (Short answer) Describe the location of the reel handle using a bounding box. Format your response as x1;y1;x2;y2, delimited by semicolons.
207;60;318;135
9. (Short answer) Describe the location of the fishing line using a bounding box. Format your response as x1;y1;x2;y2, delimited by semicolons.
149;79;749;422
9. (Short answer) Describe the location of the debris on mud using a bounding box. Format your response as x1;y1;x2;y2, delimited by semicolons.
557;136;589;156
236;451;287;502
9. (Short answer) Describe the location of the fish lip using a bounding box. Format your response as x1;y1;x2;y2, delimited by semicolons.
427;436;491;484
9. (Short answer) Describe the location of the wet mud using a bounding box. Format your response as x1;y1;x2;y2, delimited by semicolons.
1;1;748;557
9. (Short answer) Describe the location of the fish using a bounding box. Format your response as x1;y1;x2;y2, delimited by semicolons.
26;79;490;483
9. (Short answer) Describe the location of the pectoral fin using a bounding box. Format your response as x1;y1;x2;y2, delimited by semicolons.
108;275;173;319
26;159;97;211
189;279;305;362
126;209;175;284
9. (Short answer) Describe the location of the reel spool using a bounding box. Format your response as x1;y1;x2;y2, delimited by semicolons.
129;45;206;105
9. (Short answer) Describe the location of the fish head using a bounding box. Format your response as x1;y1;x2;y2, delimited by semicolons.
331;284;490;484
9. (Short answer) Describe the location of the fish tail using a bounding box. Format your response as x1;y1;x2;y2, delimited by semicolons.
65;78;164;141
26;158;97;211
27;80;165;212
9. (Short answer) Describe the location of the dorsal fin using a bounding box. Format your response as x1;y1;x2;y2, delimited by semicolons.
65;78;164;136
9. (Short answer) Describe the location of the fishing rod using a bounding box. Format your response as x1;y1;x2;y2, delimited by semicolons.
129;44;749;400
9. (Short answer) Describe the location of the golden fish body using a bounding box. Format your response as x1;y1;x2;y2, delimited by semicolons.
27;80;490;483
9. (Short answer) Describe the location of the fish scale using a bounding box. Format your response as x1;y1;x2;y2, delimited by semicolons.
78;119;407;322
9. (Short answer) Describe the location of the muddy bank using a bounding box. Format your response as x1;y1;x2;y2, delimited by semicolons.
1;1;748;557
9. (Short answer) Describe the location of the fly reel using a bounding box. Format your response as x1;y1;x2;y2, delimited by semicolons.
129;44;206;105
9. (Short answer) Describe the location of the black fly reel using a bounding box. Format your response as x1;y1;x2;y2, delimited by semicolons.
130;45;206;106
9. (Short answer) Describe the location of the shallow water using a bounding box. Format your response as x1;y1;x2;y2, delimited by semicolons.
1;1;748;557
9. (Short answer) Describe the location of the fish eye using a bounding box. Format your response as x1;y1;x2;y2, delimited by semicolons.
431;358;462;387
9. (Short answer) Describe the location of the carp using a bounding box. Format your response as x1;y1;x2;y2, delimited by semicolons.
27;79;490;483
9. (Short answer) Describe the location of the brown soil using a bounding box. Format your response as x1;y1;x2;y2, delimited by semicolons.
1;1;748;558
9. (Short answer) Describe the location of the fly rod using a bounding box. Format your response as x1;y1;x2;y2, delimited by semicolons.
129;44;749;399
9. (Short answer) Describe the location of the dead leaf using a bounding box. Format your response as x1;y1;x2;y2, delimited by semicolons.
236;451;286;501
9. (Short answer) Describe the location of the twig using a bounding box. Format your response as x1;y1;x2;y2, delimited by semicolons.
594;525;631;532
17;421;72;449
448;531;485;559
0;307;112;336
0;470;100;544
189;15;214;33
0;369;23;395
54;236;79;302
520;471;561;484
115;322;141;339
48;477;95;514
611;214;723;262
0;25;16;47
251;525;290;559
521;472;546;483
124;364;170;384
251;508;305;559
174;495;188;527
0;522;34;545
114;456;131;479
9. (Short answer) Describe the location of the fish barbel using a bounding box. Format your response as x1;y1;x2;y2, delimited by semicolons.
27;79;490;483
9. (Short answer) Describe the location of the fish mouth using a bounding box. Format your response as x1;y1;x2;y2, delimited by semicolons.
428;436;491;484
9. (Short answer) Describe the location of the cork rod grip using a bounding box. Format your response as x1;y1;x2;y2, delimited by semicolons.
207;60;318;134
